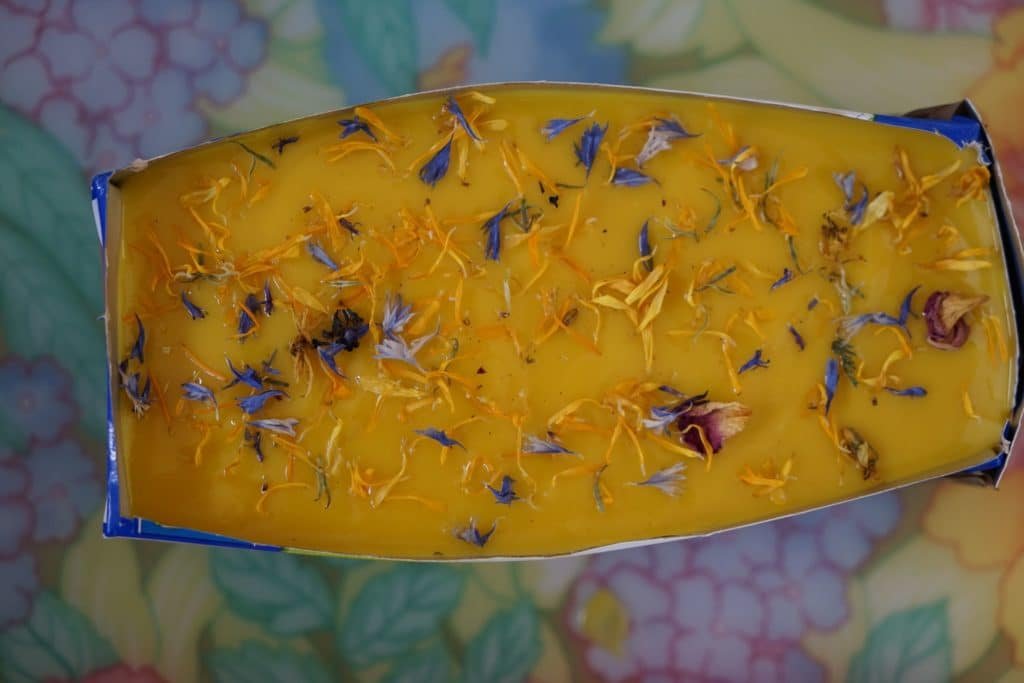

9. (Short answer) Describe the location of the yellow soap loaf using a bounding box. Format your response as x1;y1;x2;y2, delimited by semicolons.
108;85;1015;559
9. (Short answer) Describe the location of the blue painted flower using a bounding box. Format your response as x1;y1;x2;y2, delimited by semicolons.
26;438;100;542
0;356;77;446
0;449;39;627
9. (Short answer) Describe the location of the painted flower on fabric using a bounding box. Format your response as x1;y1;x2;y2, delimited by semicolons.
969;8;1024;187
0;0;267;172
0;356;76;446
565;494;901;681
0;448;39;627
884;0;1019;32
318;0;625;104
26;438;100;542
924;456;1024;664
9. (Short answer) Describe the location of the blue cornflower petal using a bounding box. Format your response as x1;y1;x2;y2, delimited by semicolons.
482;202;511;261
612;167;655;187
244;429;265;462
788;324;806;351
654;117;698;138
808;297;819;311
237;389;287;415
574;122;607;177
419;137;453;187
825;358;839;415
337;116;376;141
486;475;519;505
130;314;145;363
885;386;927;398
541;116;586;141
182;382;215;404
455;518;495;547
638;220;653;272
770;268;794;291
307;240;339;271
272;136;299;154
262;281;273;316
225;358;263;389
898;286;920;326
381;292;415;339
318;343;346;377
248;418;299;437
415;427;464;449
738;349;770;374
522;434;575;455
181;292;206;320
445;96;481;141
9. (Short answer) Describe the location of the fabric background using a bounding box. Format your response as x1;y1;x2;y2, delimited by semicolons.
1;1;1023;681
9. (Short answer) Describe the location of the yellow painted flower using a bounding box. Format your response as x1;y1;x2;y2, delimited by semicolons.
923;462;1024;664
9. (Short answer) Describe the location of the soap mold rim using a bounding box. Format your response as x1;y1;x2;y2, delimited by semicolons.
89;82;1024;560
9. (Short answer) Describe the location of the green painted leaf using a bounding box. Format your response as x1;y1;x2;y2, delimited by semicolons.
208;641;332;683
0;105;99;304
339;565;464;667
443;0;497;56
209;549;333;635
335;0;418;94
847;599;951;683
0;217;106;435
0;591;117;683
384;645;452;683
462;603;540;683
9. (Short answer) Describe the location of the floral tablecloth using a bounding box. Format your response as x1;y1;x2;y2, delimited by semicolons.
1;1;1023;681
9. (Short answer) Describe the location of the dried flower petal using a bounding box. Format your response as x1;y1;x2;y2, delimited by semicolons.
306;240;339;270
262;281;274;316
337;116;376;141
833;170;869;225
236;389;287;415
636;117;698;166
374;326;438;369
225;358;263;389
317;308;369;352
575;122;607;177
119;361;151;417
455;518;495;547
416;427;465;449
838;427;879;479
129;314;146;363
885;386;927;397
381;292;415;339
482;202;512;261
924;291;988;350
248;417;299;437
181;292;206;320
445;96;482;141
541;116;586;141
318;343;347;376
419;137;453;187
244;429;264;462
612;167;655;187
770;268;794;290
486;475;519;505
522;434;575;455
824;358;839;414
638;220;653;272
788;324;805;350
738;349;769;374
631;462;686;496
675;400;751;456
272;136;299;154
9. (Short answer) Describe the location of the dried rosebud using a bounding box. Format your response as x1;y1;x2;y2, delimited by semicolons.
838;427;878;480
923;291;988;350
675;400;751;456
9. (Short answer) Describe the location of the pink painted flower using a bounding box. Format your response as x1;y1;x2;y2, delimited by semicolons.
52;663;169;683
566;495;900;682
0;356;77;445
0;0;267;172
884;0;1019;32
0;448;39;627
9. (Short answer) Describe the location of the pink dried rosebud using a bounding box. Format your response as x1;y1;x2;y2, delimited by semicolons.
923;291;988;350
675;400;751;456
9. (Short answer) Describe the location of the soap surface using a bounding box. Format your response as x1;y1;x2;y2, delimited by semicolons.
111;85;1016;558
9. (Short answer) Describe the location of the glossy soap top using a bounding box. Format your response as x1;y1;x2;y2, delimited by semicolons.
111;85;1015;558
